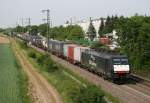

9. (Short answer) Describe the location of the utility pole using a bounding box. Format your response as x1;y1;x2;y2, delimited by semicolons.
21;18;24;33
21;18;24;27
42;9;51;52
26;18;31;35
27;18;31;26
70;17;72;25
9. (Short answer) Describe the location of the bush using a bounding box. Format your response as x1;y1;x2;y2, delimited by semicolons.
70;85;106;103
37;54;48;65
36;54;58;72
28;51;37;59
91;42;108;49
19;41;28;49
44;57;59;72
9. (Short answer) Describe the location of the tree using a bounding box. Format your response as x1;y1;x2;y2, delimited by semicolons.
105;16;111;26
98;18;105;37
101;16;111;34
87;18;96;41
50;26;66;40
67;25;84;40
30;25;38;35
105;16;113;33
115;15;150;69
0;28;4;32
14;25;24;33
38;23;48;36
138;23;150;69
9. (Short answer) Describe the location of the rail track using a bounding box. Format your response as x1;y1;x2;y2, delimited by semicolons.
130;74;150;87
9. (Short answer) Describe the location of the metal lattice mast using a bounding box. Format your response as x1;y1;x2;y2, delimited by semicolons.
42;9;51;52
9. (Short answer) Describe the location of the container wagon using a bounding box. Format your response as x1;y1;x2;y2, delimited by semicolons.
52;40;65;57
67;44;78;63
74;46;89;64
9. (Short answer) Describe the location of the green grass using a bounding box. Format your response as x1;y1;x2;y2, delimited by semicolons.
0;44;30;103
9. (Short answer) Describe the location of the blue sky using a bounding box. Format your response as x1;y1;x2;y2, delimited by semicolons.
0;0;150;28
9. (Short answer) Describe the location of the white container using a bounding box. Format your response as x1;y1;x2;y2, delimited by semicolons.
63;44;69;57
42;39;47;48
74;46;89;63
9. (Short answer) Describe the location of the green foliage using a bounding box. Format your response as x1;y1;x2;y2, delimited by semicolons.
37;54;48;65
138;22;150;69
98;18;105;37
115;15;150;70
30;25;38;35
72;38;103;47
50;25;84;40
36;54;58;72
67;25;84;40
87;18;96;40
14;25;25;33
0;28;4;32
28;51;37;59
44;56;59;72
98;15;119;36
70;85;106;103
50;26;66;40
73;38;91;46
91;42;109;49
38;23;48;36
102;16;112;34
19;41;28;49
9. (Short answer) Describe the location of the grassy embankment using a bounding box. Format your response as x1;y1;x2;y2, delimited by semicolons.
16;38;121;103
0;43;31;103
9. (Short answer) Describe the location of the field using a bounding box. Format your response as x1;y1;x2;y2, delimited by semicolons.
0;36;30;103
0;44;22;102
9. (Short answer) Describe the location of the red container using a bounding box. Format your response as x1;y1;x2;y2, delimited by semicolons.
67;44;77;63
100;37;111;45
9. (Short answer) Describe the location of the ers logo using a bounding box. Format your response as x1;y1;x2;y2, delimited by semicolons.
89;55;96;67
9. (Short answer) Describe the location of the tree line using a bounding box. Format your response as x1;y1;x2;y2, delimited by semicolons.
98;15;118;37
12;15;150;70
115;15;150;70
14;24;84;41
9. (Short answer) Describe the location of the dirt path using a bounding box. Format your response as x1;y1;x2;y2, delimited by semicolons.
11;38;63;103
0;36;10;44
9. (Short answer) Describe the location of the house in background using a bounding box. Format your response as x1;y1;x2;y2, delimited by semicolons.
64;18;118;49
64;18;106;39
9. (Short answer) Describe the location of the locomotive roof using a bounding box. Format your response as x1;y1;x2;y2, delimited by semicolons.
85;49;127;59
29;35;43;39
48;39;65;44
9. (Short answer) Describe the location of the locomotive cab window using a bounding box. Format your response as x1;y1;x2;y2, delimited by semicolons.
113;58;128;65
121;58;128;65
113;58;121;65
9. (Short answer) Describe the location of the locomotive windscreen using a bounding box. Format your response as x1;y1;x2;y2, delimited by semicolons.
113;58;128;65
113;58;130;72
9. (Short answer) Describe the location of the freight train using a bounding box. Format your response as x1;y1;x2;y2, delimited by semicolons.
16;34;131;81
